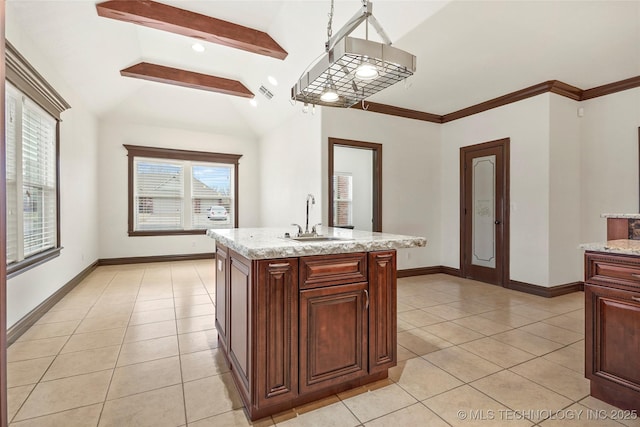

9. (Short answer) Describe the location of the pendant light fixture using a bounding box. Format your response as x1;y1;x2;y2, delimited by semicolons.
291;0;416;108
320;77;339;102
354;59;379;81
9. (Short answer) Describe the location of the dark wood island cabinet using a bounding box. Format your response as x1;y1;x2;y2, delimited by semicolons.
208;227;425;420
583;214;640;412
584;250;640;411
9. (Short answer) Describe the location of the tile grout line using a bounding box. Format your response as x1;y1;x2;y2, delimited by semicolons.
95;267;145;427
8;270;121;425
171;262;190;427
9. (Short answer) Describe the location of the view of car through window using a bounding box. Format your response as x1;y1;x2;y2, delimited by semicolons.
207;205;228;221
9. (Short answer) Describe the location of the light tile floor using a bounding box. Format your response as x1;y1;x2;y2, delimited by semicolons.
6;261;640;426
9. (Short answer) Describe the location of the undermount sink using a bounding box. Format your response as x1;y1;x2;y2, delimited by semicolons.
289;236;353;242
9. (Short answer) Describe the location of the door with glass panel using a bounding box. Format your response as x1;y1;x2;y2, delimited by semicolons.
460;139;509;286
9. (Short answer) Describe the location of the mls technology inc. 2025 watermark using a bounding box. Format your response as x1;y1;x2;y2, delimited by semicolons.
455;409;638;422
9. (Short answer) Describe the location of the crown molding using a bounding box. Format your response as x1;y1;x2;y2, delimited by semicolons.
351;101;443;123
549;80;583;100
443;81;552;123
581;75;640;101
355;75;640;124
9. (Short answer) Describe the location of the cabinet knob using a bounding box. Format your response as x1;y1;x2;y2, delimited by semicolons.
364;289;369;310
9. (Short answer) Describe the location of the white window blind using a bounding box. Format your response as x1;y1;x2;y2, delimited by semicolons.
134;158;184;231
333;172;353;227
5;82;58;264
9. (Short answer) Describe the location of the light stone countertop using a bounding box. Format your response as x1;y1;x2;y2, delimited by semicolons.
207;227;427;260
601;213;640;219
580;239;640;255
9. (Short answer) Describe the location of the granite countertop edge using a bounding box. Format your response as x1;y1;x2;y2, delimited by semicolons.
207;227;427;260
600;213;640;219
580;239;640;255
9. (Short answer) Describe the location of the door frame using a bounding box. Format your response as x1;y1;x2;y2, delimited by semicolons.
459;138;510;287
328;137;382;232
1;2;8;425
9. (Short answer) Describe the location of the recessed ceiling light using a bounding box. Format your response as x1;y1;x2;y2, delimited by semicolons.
249;99;258;107
192;43;205;53
267;75;278;86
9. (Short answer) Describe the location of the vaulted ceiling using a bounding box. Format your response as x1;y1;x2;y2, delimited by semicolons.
7;1;640;138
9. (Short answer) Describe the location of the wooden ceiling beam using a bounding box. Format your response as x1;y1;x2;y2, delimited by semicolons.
120;62;254;98
96;0;287;60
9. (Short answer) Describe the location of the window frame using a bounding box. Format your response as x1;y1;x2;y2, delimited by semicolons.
6;41;70;278
124;145;241;236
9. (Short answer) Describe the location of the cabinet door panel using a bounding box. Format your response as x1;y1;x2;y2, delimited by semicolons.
229;253;252;397
256;259;298;407
586;284;640;390
215;245;228;352
368;251;397;373
300;283;368;394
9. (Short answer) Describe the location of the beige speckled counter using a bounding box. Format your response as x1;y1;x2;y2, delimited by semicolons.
601;213;640;219
207;227;427;259
580;239;640;255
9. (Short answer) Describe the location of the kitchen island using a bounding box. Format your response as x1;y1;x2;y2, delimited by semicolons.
581;214;640;411
207;227;426;420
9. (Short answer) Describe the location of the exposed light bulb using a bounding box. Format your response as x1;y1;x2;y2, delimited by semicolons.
267;75;278;86
320;87;339;102
302;103;309;113
320;79;339;102
249;99;258;107
191;43;205;53
355;62;378;80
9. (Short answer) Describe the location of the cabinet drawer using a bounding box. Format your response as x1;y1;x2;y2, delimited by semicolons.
585;252;640;290
299;252;367;289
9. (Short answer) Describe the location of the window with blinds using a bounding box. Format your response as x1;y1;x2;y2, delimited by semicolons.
6;82;59;265
134;159;184;231
126;145;241;235
5;42;69;276
333;172;353;227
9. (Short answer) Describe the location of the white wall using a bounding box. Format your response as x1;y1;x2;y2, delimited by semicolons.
549;94;582;285
6;24;100;327
321;108;441;270
441;94;552;286
97;121;260;259
333;146;373;231
580;88;640;244
258;112;323;230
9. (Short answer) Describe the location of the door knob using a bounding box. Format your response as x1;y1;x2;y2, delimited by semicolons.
495;220;501;225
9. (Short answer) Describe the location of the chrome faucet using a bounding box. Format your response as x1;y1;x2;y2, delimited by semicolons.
290;194;318;237
305;194;315;235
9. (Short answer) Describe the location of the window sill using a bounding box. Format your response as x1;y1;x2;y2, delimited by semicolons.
7;247;63;279
128;229;208;237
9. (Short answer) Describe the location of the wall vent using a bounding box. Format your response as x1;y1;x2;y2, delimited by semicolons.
259;85;274;100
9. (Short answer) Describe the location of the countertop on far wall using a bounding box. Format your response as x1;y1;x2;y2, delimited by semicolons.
207;227;427;260
580;239;640;256
601;213;640;219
